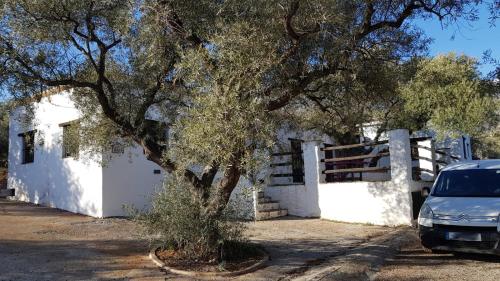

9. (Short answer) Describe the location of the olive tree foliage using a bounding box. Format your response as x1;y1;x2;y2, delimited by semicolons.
287;58;421;144
400;53;498;139
0;0;484;215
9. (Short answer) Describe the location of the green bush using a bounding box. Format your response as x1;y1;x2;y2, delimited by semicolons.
131;175;247;262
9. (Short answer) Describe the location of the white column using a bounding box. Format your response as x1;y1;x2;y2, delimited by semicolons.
388;129;414;224
389;129;412;182
301;140;322;217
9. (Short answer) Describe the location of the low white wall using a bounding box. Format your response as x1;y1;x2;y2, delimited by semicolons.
8;91;104;217
317;129;414;226
262;130;415;225
317;180;412;225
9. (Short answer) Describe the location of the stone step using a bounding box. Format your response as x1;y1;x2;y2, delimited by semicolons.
255;209;288;221
257;197;274;204
0;189;14;197
257;202;280;211
257;191;265;198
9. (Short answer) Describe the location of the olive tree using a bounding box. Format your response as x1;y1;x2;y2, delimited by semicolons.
0;0;484;218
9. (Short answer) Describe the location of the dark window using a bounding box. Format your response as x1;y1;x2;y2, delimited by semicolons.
433;169;500;197
61;122;80;158
20;131;35;164
290;139;304;183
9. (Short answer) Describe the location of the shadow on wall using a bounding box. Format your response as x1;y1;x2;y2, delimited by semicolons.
366;181;412;226
9;130;99;217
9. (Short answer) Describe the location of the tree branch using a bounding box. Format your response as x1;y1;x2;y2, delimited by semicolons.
284;0;320;42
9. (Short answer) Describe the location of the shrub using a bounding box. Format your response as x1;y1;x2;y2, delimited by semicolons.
131;175;247;262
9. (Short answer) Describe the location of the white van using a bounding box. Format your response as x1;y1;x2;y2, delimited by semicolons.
418;160;500;254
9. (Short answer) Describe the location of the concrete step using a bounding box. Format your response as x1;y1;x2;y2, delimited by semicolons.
257;191;265;198
257;197;274;204
257;202;280;211
256;209;288;220
0;189;14;197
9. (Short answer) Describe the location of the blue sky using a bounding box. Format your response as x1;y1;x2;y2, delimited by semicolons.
413;4;499;76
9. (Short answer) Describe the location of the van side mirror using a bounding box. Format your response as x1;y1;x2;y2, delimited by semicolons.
421;187;431;198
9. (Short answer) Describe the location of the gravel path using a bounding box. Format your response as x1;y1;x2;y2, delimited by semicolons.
375;230;500;281
235;218;391;281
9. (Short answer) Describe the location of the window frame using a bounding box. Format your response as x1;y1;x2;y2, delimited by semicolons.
18;130;36;164
289;138;305;183
60;120;80;159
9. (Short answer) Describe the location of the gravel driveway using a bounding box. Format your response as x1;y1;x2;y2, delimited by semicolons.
0;199;164;281
0;199;391;281
375;230;500;281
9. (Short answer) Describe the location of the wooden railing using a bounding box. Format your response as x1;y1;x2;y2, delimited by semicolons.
410;137;462;181
321;140;391;182
410;136;463;181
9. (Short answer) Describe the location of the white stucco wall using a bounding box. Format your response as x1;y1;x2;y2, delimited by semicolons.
266;129;416;226
316;129;414;226
7;90;169;218
8;90;104;217
265;140;321;217
101;145;164;217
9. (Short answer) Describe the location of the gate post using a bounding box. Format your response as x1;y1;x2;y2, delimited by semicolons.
388;129;414;224
301;140;322;217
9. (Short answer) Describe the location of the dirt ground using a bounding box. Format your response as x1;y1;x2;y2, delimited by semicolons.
0;199;391;281
235;218;392;281
0;199;164;281
375;230;500;281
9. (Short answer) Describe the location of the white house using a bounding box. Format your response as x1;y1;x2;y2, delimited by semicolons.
8;88;472;225
8;89;164;217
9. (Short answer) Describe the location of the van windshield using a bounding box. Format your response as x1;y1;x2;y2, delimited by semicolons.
432;169;500;197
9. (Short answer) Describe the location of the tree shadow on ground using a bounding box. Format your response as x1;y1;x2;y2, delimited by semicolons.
0;238;162;281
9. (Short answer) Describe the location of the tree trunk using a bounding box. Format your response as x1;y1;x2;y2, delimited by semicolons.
202;153;243;218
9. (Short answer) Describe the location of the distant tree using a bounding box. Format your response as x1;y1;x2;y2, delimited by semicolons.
473;124;500;159
399;53;498;138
